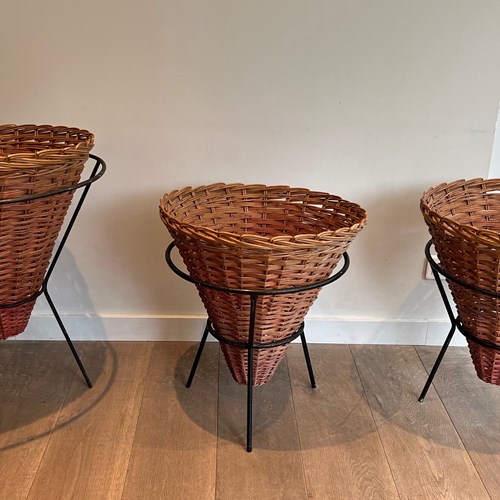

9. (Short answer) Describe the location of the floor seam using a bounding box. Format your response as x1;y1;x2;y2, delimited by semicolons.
414;345;492;500
285;351;310;500
349;344;402;500
26;341;90;499
119;342;155;500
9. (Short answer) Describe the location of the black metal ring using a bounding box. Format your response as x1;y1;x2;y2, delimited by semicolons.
426;239;500;350
165;241;350;296
207;320;305;349
0;291;42;310
0;154;106;206
425;239;500;299
0;154;105;309
455;321;500;351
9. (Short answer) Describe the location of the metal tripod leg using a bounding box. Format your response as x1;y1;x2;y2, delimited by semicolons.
44;289;92;388
246;344;254;453
246;295;258;453
300;326;316;388
37;157;105;389
186;321;210;388
185;311;317;452
419;264;457;402
419;324;455;401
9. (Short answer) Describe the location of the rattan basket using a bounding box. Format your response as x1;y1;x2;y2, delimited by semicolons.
160;183;367;385
0;124;94;339
421;178;500;384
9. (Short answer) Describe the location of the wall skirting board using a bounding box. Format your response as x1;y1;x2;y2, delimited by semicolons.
9;314;467;346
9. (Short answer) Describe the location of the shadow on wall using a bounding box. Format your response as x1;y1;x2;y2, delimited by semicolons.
19;247;108;341
340;183;440;317
354;182;464;341
356;184;428;286
97;190;202;315
38;247;101;314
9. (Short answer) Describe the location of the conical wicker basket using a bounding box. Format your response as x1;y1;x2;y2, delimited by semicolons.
160;183;367;385
421;178;500;384
0;124;94;339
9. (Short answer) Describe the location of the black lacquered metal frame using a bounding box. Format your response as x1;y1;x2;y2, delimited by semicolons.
165;241;350;452
419;239;500;401
0;154;106;388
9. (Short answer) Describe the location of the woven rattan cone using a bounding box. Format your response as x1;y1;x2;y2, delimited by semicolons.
421;178;500;384
160;183;367;385
0;124;94;339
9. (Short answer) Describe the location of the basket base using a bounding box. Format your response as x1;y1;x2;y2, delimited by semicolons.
468;341;500;385
0;301;35;340
221;344;289;386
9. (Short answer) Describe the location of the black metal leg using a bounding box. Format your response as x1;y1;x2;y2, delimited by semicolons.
419;324;456;402
246;294;258;453
37;157;104;389
247;345;254;453
419;254;458;402
44;289;93;388
300;327;316;388
0;156;105;389
186;321;210;388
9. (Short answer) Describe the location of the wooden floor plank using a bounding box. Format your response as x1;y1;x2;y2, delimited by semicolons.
0;341;85;500
287;344;399;499
351;345;489;500
0;340;15;376
121;342;218;500
216;352;307;500
417;345;500;498
27;342;152;500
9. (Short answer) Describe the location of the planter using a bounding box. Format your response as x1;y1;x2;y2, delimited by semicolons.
421;178;500;384
0;124;94;339
160;183;367;385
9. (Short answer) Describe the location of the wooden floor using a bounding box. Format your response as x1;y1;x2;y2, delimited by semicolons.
1;341;500;499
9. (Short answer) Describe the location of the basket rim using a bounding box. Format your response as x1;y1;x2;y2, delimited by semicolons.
0;124;94;164
421;177;500;248
160;182;367;249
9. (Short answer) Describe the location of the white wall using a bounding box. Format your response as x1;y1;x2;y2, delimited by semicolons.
488;105;500;178
2;0;500;343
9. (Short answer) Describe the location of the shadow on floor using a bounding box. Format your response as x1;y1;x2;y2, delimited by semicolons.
173;343;378;452
0;341;116;451
173;341;500;454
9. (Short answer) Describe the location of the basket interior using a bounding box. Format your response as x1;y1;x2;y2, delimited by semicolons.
0;125;93;158
424;179;500;232
163;185;366;239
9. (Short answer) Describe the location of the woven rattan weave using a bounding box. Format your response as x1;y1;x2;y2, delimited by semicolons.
421;178;500;384
160;182;367;385
0;124;94;339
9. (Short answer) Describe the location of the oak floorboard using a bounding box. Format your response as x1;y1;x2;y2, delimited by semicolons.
216;354;307;500
121;342;218;500
351;345;489;500
287;344;399;500
27;342;152;500
417;345;500;498
0;341;85;500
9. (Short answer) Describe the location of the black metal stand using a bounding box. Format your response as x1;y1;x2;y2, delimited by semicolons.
0;154;106;388
165;242;350;452
419;239;500;401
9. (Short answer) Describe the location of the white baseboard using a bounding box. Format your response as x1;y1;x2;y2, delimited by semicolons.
7;314;467;346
